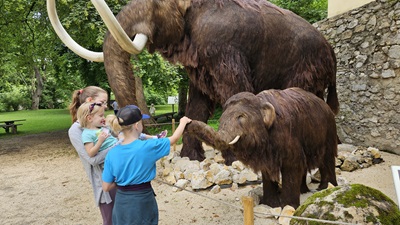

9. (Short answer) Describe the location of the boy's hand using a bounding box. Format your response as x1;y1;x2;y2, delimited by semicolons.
180;116;192;125
98;131;109;143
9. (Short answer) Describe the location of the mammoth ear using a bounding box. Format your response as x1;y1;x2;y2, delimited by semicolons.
178;0;191;15
261;102;276;128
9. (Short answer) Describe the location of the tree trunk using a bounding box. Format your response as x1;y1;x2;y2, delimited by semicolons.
135;75;148;114
178;70;189;117
135;75;156;125
31;66;43;110
178;83;188;117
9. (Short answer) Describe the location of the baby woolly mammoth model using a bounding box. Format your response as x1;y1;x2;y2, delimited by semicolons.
48;0;338;163
185;88;338;208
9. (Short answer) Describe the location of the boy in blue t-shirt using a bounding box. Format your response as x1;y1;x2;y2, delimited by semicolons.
102;105;192;225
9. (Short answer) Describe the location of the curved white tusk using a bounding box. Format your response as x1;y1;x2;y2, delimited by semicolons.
91;0;148;54
47;0;104;62
228;136;240;145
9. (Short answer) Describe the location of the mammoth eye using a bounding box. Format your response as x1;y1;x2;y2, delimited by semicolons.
237;114;246;121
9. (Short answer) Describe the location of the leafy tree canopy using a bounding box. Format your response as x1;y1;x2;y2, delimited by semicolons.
270;0;328;23
0;0;327;111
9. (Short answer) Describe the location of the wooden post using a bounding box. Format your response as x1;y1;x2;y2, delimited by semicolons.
172;118;176;151
242;196;254;225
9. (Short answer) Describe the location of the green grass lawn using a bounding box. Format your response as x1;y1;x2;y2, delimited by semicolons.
0;106;220;140
152;104;177;115
0;109;72;138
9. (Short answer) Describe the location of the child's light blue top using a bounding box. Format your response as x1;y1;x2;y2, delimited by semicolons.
82;127;118;152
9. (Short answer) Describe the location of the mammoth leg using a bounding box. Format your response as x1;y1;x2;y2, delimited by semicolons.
180;82;215;161
280;167;302;208
317;146;338;190
261;173;281;208
300;170;310;194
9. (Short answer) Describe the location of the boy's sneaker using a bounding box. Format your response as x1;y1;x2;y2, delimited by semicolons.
157;130;168;138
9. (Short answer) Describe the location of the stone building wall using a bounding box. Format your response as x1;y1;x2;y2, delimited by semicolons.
314;0;400;154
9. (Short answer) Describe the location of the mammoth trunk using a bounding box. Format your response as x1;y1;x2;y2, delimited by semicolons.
103;34;138;108
184;120;230;151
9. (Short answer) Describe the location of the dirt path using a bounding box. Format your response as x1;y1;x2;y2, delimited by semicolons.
1;131;399;225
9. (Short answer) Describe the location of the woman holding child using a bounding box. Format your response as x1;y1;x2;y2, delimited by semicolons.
68;86;115;225
68;86;181;225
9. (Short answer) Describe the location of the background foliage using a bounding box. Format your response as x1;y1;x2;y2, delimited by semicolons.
0;0;328;112
269;0;328;23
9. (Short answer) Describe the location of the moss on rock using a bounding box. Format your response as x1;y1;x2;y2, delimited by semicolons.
290;184;400;225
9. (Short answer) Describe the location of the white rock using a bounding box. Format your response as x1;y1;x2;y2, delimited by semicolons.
164;173;176;185
214;154;225;163
209;163;223;175
204;149;216;159
214;169;232;185
174;159;200;173
232;173;247;184
205;170;214;183
367;147;381;158
190;171;213;189
173;171;184;180
232;161;245;171
279;205;295;225
270;207;282;219
254;205;274;218
210;185;221;194
241;168;259;182
162;167;172;176
173;179;189;192
230;183;239;191
338;144;357;152
200;161;211;171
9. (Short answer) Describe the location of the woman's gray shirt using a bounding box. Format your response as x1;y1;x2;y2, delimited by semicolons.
68;122;112;207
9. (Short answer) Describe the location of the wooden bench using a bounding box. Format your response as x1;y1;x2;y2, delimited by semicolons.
0;119;26;134
0;124;23;134
153;112;176;122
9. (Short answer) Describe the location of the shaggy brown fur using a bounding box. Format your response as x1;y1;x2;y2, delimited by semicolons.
185;88;338;208
103;0;338;162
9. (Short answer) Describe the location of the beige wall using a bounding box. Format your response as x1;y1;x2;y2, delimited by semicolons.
328;0;375;17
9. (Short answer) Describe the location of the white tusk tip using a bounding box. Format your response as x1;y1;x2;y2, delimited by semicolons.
228;136;240;145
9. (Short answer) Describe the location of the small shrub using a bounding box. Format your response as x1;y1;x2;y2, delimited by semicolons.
0;89;28;112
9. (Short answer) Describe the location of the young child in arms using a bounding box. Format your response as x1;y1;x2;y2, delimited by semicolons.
77;102;167;157
77;102;119;157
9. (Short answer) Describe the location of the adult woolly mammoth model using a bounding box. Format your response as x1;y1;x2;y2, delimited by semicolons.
47;0;338;163
185;88;338;208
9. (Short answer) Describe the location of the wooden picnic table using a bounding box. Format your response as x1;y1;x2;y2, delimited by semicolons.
0;119;26;134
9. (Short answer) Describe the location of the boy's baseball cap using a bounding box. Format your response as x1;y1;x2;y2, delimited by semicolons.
117;105;150;125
